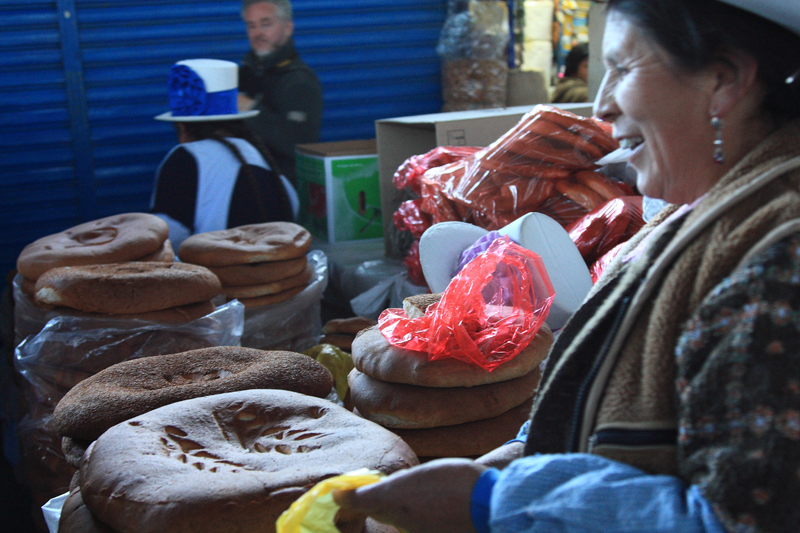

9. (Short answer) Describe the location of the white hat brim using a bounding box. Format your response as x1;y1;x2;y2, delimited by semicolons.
155;110;260;122
718;0;800;36
419;212;593;330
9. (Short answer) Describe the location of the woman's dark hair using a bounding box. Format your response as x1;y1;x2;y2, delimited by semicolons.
564;43;589;78
179;119;292;222
606;0;800;123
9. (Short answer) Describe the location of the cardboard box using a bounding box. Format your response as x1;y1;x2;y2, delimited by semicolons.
295;139;383;243
375;103;593;256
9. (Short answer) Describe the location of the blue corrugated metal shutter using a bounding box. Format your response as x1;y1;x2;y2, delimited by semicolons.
0;0;447;278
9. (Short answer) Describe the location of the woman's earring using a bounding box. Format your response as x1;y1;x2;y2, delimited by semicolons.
711;116;724;164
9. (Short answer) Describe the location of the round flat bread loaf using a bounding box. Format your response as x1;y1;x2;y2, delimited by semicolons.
348;367;541;429
351;324;552;387
208;256;307;286
33;262;221;314
387;398;533;458
17;213;169;280
51;299;216;324
220;263;313;299
54;347;335;442
62;436;91;469
234;284;306;308
59;485;116;533
323;316;378;335
136;238;174;262
178;222;312;267
79;389;418;533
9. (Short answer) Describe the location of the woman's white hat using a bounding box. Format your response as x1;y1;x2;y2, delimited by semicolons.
155;59;259;122
418;213;593;330
592;0;800;36
718;0;800;36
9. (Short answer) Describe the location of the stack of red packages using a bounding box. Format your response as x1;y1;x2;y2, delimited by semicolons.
565;196;645;282
391;105;635;286
392;147;481;286
418;105;630;230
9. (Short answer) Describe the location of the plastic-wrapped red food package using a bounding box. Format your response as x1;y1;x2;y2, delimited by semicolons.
379;236;555;371
590;241;626;284
393;146;482;195
393;198;433;239
417;105;622;230
566;196;645;266
402;239;427;288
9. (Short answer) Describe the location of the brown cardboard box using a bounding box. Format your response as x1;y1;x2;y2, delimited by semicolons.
375;103;593;256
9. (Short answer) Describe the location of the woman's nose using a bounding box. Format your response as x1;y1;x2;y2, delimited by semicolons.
593;71;616;123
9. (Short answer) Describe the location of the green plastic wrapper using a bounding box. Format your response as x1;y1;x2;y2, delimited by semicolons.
276;468;384;533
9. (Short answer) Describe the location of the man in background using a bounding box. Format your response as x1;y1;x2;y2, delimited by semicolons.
238;0;323;185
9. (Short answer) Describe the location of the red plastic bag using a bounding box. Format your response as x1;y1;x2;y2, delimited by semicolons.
589;242;625;284
393;198;433;239
379;236;555;371
393;146;482;195
566;196;645;265
402;240;427;288
417;105;622;230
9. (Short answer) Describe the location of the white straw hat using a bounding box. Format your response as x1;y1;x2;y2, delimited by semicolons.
155;59;259;122
418;212;593;330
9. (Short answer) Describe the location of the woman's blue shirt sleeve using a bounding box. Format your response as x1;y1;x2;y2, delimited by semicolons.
470;453;726;533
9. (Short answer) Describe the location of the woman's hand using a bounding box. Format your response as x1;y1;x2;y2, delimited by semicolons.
333;458;487;533
475;441;524;469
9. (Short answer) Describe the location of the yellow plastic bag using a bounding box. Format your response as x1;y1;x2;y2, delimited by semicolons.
276;468;384;533
303;344;354;402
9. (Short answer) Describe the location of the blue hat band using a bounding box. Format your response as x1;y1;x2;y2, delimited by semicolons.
167;64;238;117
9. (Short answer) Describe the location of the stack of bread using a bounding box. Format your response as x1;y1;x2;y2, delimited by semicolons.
178;222;313;308
33;261;221;325
52;347;418;533
16;212;174;289
52;346;336;472
12;214;233;512
14;213;175;343
349;293;553;460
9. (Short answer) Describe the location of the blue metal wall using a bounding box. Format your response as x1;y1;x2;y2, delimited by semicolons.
0;0;447;277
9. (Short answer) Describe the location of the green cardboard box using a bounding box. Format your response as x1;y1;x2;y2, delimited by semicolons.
295;139;383;243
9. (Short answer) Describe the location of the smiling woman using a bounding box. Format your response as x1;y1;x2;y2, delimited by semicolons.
330;1;800;532
594;0;800;205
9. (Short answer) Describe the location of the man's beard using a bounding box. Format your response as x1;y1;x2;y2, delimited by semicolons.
254;49;274;58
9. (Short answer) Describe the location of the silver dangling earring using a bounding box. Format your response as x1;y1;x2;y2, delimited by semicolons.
711;116;724;164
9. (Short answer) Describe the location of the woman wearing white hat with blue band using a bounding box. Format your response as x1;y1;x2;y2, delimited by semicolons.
150;59;298;252
333;1;800;532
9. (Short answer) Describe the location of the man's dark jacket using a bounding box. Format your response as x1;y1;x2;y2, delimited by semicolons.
239;38;323;184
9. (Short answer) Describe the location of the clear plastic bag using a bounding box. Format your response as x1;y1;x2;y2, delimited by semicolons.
12;300;243;506
437;0;510;61
437;0;511;111
418;105;623;230
238;250;328;352
393;146;481;196
14;301;244;419
379;236;555;371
